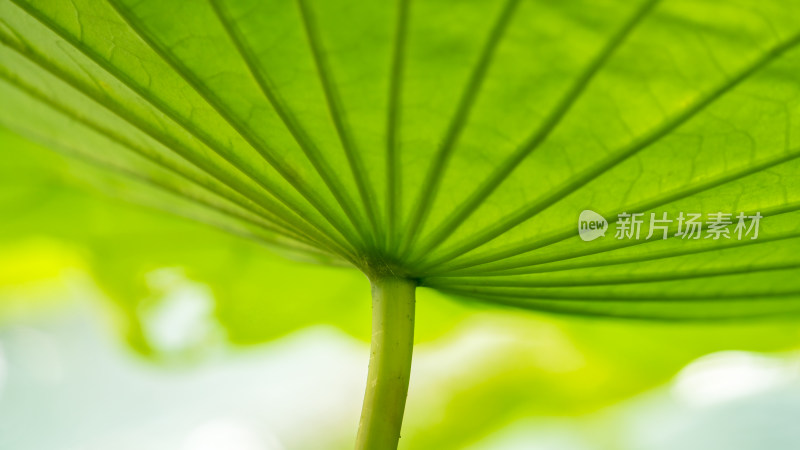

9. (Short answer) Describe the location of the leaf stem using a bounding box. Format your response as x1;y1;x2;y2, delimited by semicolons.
356;276;416;450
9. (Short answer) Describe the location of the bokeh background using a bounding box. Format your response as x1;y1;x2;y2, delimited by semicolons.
2;126;800;449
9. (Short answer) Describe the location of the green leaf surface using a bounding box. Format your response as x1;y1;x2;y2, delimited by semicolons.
2;0;800;319
0;128;469;354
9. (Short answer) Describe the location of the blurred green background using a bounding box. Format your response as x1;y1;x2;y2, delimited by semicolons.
2;126;800;449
